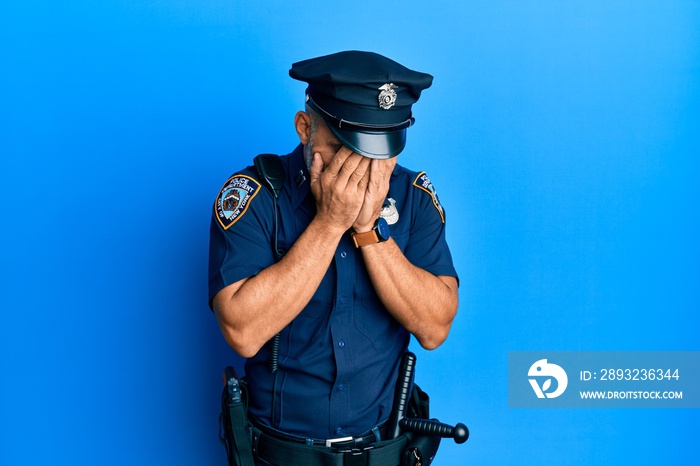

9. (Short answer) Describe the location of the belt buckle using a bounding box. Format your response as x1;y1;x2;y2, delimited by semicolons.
325;435;354;448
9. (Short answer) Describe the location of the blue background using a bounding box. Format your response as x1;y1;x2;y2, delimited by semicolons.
1;1;698;464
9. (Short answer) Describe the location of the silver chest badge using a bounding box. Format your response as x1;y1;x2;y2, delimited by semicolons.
378;83;398;110
381;198;399;225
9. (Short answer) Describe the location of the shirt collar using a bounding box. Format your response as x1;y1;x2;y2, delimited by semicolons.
288;144;312;210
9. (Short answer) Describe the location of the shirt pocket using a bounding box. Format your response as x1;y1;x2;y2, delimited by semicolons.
282;269;333;359
354;291;402;352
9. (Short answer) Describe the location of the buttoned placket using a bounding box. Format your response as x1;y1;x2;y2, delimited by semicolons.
328;233;356;437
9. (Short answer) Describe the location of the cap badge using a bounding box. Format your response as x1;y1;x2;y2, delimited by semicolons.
378;83;398;110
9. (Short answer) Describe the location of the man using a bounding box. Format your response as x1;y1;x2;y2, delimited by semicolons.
209;51;459;465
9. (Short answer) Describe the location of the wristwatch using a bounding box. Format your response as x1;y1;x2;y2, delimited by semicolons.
352;217;391;248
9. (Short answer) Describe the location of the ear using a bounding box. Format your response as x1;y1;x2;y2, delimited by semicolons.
294;111;311;146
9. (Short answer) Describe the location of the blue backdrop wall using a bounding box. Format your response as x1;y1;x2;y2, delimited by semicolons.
1;1;698;465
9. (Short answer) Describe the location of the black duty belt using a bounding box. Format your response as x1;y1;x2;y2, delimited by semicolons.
252;422;409;466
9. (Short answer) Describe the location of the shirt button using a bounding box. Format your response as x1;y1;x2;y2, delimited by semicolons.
338;384;345;391
338;340;345;348
340;251;347;259
340;296;348;304
336;427;343;435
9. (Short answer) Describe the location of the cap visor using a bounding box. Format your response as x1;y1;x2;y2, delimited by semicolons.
329;126;406;159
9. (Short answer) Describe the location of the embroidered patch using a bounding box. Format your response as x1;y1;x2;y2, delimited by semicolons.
215;175;261;230
413;172;445;223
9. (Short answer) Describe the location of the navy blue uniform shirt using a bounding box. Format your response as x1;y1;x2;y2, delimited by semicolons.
209;145;457;440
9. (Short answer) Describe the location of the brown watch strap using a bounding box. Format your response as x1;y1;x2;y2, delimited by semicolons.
352;229;379;248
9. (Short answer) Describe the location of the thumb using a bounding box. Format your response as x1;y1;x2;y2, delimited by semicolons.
309;152;323;184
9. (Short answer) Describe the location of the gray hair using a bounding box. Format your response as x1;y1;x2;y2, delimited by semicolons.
303;105;323;171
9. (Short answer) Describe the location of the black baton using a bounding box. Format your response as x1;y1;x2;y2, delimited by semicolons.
388;352;470;444
388;351;416;439
400;418;469;444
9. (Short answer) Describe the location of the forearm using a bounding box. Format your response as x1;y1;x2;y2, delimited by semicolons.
360;238;458;349
213;218;345;357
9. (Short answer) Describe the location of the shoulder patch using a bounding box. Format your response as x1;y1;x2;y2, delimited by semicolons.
215;175;261;230
413;172;445;223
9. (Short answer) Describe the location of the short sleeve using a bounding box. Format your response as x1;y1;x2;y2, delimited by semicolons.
208;172;276;306
403;172;458;282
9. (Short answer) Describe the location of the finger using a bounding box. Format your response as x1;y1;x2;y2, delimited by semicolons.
349;156;371;190
366;159;391;204
324;146;354;179
375;159;395;190
335;151;365;187
368;158;382;191
375;158;396;180
309;152;324;185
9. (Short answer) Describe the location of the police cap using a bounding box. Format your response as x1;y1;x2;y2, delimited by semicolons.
289;51;433;159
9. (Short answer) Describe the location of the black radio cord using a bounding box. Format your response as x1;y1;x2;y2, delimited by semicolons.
269;196;283;426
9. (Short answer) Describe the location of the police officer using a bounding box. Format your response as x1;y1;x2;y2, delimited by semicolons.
209;51;459;466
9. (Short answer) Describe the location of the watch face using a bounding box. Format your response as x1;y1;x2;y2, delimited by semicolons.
376;217;391;241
